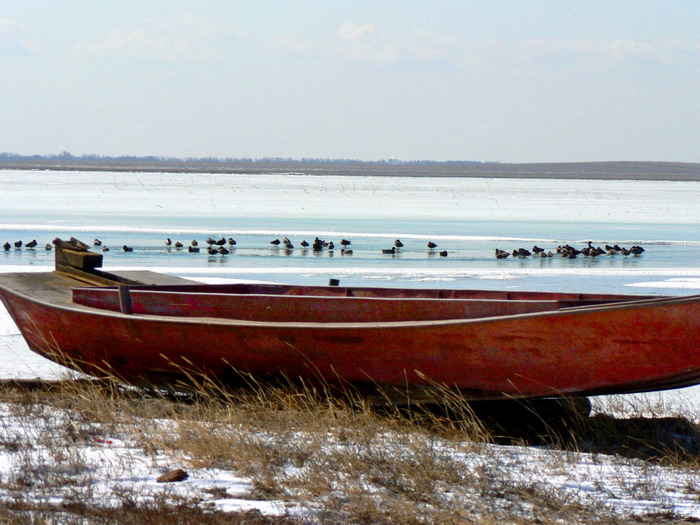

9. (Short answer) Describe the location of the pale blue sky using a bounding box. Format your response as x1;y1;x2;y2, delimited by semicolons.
1;1;699;162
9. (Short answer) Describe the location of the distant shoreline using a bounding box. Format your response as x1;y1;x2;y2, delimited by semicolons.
2;160;700;182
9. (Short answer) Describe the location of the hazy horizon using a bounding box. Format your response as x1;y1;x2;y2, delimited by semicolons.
2;2;699;164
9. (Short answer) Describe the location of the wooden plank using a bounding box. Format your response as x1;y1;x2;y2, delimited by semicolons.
108;270;197;286
55;248;103;271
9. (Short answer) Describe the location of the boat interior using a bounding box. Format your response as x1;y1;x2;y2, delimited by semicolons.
72;283;658;323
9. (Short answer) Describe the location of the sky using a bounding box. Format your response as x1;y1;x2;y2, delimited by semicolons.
1;1;699;163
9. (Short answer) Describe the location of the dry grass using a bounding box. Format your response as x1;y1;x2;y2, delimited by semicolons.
1;376;700;524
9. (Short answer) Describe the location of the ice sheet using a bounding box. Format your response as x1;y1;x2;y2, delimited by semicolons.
1;169;700;223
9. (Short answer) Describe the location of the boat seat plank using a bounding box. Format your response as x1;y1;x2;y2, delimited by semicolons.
108;271;197;286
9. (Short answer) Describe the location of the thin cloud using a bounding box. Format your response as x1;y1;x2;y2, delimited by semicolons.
524;37;699;65
270;22;455;66
334;23;454;65
0;17;32;55
337;22;377;43
74;14;245;63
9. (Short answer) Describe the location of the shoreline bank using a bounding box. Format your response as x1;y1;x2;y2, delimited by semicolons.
2;160;700;181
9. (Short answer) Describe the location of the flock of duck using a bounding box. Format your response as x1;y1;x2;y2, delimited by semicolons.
3;237;644;260
380;239;448;257
495;242;645;259
2;239;50;251
154;237;448;256
2;237;448;256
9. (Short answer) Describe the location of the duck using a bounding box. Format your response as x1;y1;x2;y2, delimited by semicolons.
427;241;438;250
517;248;531;257
341;248;353;255
214;238;226;246
340;239;352;248
560;245;581;257
191;240;199;247
382;247;396;254
123;245;133;252
630;245;644;255
532;245;544;254
301;240;309;248
25;239;38;249
165;238;172;247
93;239;102;246
188;246;200;252
495;249;510;259
439;250;448;257
174;241;184;248
3;242;10;251
328;242;335;250
206;238;217;246
207;247;219;255
394;239;404;248
270;239;281;246
218;246;229;255
45;243;53;251
585;242;604;256
102;246;110;252
14;241;22;249
227;238;236;246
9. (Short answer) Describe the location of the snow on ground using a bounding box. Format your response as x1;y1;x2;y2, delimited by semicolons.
0;403;290;517
1;399;700;521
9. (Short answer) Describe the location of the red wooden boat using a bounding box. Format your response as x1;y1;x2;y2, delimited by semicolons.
1;238;699;401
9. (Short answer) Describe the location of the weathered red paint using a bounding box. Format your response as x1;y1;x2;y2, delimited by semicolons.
1;271;699;400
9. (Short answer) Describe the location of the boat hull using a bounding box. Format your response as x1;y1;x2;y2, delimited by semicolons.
2;277;700;400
